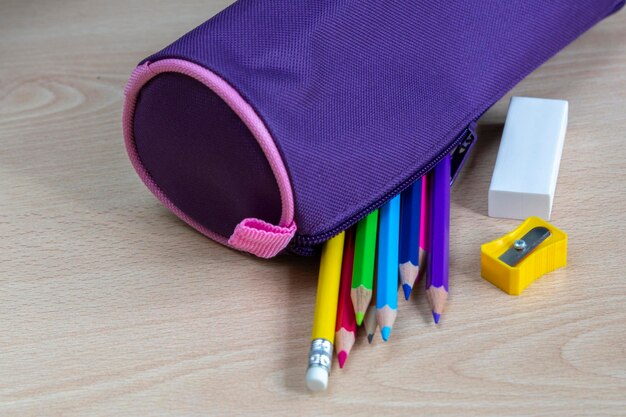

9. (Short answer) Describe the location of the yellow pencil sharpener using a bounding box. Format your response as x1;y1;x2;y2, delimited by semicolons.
481;217;567;295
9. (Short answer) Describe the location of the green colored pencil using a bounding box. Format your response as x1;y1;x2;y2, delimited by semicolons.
351;209;379;325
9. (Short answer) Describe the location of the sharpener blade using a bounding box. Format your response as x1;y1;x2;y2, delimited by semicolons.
499;227;551;267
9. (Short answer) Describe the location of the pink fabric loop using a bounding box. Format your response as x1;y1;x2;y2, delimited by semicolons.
228;219;297;258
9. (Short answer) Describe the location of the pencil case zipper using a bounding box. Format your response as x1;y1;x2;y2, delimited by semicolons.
289;121;478;255
286;0;625;254
287;0;623;255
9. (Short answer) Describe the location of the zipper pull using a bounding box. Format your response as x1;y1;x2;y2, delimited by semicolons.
228;218;297;258
450;121;478;185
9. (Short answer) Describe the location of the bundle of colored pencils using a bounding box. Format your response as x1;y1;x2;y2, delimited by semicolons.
305;155;452;392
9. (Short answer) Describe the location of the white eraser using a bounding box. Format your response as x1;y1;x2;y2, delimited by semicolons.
305;367;329;392
488;96;568;220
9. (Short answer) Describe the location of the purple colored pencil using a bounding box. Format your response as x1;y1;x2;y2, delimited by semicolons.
426;155;451;324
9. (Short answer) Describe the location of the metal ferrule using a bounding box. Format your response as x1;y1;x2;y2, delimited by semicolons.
307;338;333;374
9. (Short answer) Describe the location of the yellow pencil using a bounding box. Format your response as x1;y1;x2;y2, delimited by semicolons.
305;232;345;392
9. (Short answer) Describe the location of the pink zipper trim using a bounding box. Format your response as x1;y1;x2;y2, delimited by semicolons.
123;60;296;258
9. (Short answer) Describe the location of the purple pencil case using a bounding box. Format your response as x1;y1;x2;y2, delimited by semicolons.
123;0;623;258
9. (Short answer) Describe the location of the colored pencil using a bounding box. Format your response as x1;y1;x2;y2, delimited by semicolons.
305;232;345;392
375;195;400;341
399;178;422;300
417;173;431;283
335;228;357;368
363;282;377;344
351;209;379;325
426;155;451;324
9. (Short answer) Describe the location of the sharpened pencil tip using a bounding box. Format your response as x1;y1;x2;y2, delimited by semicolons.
355;312;365;326
381;326;391;341
367;334;374;344
402;283;412;300
432;311;441;324
337;351;347;368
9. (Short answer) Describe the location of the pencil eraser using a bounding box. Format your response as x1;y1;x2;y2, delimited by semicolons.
305;367;328;392
488;96;568;220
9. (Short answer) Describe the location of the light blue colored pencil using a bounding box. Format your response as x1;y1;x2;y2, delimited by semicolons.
375;194;400;341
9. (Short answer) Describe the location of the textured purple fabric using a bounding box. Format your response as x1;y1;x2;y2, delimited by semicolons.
132;0;623;251
133;72;282;237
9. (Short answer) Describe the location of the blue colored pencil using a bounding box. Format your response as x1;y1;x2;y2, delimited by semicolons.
375;194;400;341
399;178;422;300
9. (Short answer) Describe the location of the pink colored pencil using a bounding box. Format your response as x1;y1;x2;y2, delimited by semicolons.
417;172;431;283
335;227;357;368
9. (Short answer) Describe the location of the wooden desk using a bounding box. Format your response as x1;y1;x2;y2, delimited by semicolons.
1;2;624;415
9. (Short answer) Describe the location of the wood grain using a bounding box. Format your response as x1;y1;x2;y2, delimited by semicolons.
1;2;625;416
